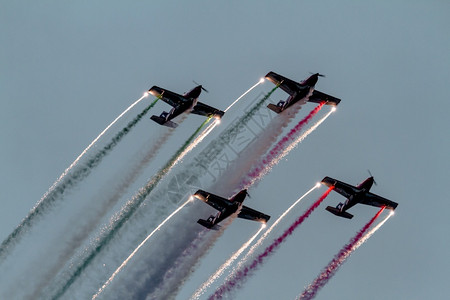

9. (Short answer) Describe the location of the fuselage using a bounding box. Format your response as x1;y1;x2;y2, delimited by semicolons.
285;73;321;108
166;85;203;121
300;73;321;87
213;189;247;225
343;177;375;211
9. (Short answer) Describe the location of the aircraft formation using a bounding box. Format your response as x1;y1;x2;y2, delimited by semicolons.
0;70;399;300
149;71;397;228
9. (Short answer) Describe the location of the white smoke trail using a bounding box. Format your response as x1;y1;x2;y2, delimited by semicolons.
243;108;334;189
192;185;317;299
45;117;213;300
161;107;334;299
73;84;280;299
130;105;330;299
0;94;155;263
45;94;149;201
26;123;179;299
172;77;265;168
211;188;335;300
92;197;193;299
188;185;319;300
224;78;265;112
132;105;310;299
299;208;389;299
144;210;237;300
190;225;266;300
212;101;303;196
172;119;219;167
353;210;394;251
230;184;319;277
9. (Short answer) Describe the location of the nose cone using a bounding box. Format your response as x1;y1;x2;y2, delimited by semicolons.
189;85;202;98
306;74;319;87
232;189;248;203
363;176;375;190
237;189;248;197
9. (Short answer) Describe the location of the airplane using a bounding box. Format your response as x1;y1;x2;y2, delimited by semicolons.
148;84;225;128
265;71;341;114
193;189;270;229
322;175;398;219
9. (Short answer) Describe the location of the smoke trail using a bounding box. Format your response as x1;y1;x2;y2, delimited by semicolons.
145;215;234;300
26;120;181;299
191;225;266;300
147;102;331;299
224;78;265;112
191;185;319;299
135;101;328;299
210;187;334;300
0;96;158;262
353;210;393;250
50;117;213;300
214;101;303;194
186;84;280;178
76;85;279;299
172;119;219;167
232;184;319;276
278;108;334;167
141;98;308;298
92;197;194;299
299;207;386;300
240;102;326;190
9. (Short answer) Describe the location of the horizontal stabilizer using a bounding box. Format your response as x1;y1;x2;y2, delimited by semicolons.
267;103;283;114
197;219;220;230
326;206;353;219
150;115;178;128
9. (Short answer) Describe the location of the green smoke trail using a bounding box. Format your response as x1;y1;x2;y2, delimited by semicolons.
51;116;212;300
51;86;279;299
0;98;159;262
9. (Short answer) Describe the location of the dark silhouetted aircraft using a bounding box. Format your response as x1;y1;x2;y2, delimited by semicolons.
148;85;224;128
193;189;270;229
322;176;397;219
265;71;341;113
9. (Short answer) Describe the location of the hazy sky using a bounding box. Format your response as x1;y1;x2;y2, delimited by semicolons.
1;1;449;299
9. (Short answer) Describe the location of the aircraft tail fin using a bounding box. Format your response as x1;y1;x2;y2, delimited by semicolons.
267;103;283;114
326;206;353;219
150;115;178;128
197;219;220;230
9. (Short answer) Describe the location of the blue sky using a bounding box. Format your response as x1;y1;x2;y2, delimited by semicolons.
1;1;449;299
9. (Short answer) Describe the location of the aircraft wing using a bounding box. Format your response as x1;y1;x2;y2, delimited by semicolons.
148;86;186;108
193;190;232;212
265;71;300;96
309;90;341;106
361;192;398;210
191;102;225;118
322;176;358;199
238;205;270;223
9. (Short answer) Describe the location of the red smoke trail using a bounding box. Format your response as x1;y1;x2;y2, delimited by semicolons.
241;102;325;189
209;186;334;300
299;207;386;300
